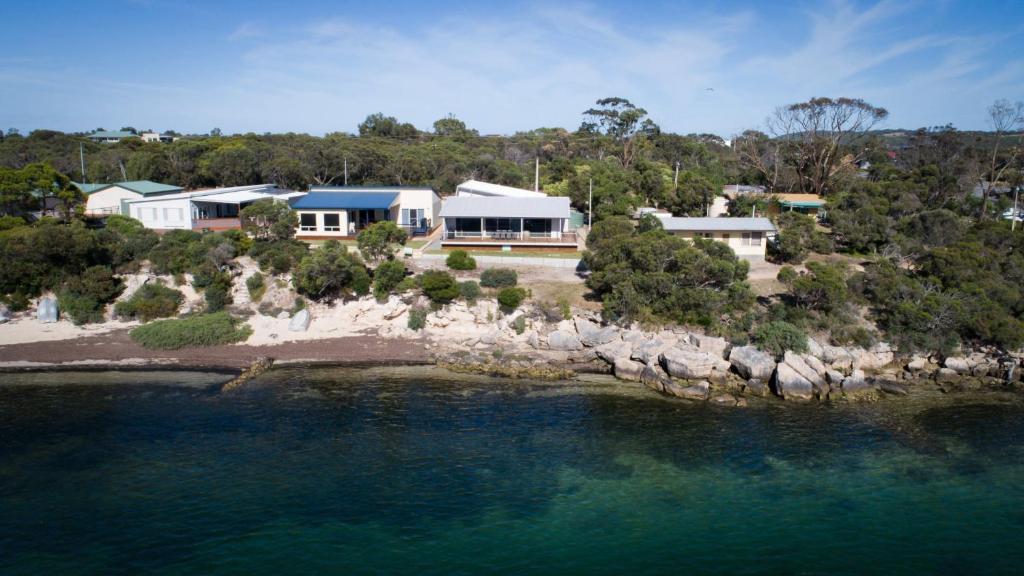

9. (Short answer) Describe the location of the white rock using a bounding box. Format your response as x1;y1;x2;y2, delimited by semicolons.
37;297;58;323
547;330;583;351
613;357;644;382
774;363;815;401
288;309;311;332
687;333;730;359
661;347;731;380
728;346;776;380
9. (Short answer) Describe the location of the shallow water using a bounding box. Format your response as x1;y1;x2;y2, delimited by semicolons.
2;367;1023;575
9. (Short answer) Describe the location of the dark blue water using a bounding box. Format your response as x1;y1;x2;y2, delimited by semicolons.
2;367;1023;575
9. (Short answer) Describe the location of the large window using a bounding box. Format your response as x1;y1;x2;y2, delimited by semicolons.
299;213;317;232
323;213;340;232
163;207;182;222
741;232;763;246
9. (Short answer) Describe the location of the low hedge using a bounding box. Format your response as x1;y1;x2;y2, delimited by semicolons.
446;250;477;270
129;312;252;349
115;283;184;322
480;268;517;288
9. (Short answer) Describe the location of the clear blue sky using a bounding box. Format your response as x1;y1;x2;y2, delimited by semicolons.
1;0;1022;137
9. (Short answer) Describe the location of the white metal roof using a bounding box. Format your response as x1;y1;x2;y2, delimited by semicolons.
440;196;570;219
658;217;777;232
455;179;548;198
125;184;296;204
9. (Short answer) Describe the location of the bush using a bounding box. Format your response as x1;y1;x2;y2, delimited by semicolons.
57;266;124;325
446;250;477;270
357;221;408;264
753;321;808;357
480;268;517;288
205;282;231;313
129;312;252;349
421;270;459;304
373;260;407;300
771;212;833;264
4;291;30;312
557;297;572;320
512;314;527;335
497;287;527;311
248;239;308;274
395;276;419;293
115;283;184;321
246;272;266;301
458;280;481;303
292;240;369;301
408;307;427;331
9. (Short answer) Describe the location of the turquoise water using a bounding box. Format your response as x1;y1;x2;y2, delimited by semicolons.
2;367;1023;575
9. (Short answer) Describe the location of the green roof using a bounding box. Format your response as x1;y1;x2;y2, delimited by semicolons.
88;130;135;139
779;200;826;208
74;180;182;196
73;182;110;194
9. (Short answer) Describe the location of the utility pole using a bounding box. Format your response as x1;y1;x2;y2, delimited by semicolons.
79;142;86;182
118;159;127;181
1013;186;1020;232
534;157;540;193
344;157;348;186
588;178;593;227
674;161;680;188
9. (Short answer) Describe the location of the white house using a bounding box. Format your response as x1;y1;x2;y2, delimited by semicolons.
125;184;303;231
86;130;134;143
140;132;177;143
290;186;442;239
80;180;183;217
656;216;776;259
439;196;575;249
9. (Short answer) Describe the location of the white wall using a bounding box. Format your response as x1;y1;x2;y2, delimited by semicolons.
86;186;143;216
295;209;351;237
670;230;767;258
394;189;441;228
130;197;192;230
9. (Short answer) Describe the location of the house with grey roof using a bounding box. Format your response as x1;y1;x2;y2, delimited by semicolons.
124;184;303;231
86;130;136;143
81;180;184;217
438;195;576;249
291;186;441;239
656;216;776;259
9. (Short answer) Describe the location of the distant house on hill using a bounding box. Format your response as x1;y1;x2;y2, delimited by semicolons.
140;132;177;143
125;184;303;231
769;194;826;217
290;186;441;239
656;216;776;259
80;180;184;217
722;184;767;197
86;130;135;143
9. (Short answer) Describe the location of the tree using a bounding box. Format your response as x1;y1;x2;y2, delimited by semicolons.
372;259;407;300
978;99;1024;220
358;113;419;139
356;221;408;264
771;212;833;263
0;163;83;220
733;130;781;192
433;115;477;139
292;240;369;300
766;97;888;195
580;97;658;169
240;199;298;241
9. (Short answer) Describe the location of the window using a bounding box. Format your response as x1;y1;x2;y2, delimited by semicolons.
299;213;317;231
323;213;340;232
698;232;713;239
164;207;182;222
721;233;730;242
751;231;762;246
742;232;750;245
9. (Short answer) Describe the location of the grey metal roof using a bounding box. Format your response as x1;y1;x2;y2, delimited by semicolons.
440;196;570;219
658;217;776;232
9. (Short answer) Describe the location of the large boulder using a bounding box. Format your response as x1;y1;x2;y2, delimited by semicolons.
661;347;730;380
527;332;541;349
744;378;770;397
288;309;310;332
821;345;856;370
664;380;710;401
728;346;776;380
782;351;828;396
841;371;878;400
595;339;634;364
614;357;644;382
687;333;730;359
773;363;815;401
547;330;583;351
854;343;895;370
943;356;972;374
574;318;619;347
0;304;10;324
640;364;672;393
37;297;58;323
632;338;673;365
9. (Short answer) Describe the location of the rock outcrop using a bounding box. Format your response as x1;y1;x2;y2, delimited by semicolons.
613;357;644;382
661;347;731;380
773;362;815;401
574;318;619;347
728;346;776;380
288;309;311;332
37;297;58;323
547;330;583;351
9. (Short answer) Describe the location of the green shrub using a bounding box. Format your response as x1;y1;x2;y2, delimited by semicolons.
446;250;477;270
753;321;808;357
129;312;252;349
497;287;527;311
4;291;30;312
0;215;25;231
458;280;481;303
777;265;797;284
57;266;124;325
373;260;407;300
357;221;408;264
395;276;419;293
421;270;459;303
557;297;572;320
480;268;517;288
248;239;309;274
246;272;266;301
512;314;527;335
408;307;427;331
115;283;184;321
205;282;231;313
292;240;369;301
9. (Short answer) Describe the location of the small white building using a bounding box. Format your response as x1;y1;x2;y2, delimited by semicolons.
657;216;776;259
140;132;177;143
291;186;442;239
80;180;183;217
439;196;575;249
125;184;303;231
455;179;547;198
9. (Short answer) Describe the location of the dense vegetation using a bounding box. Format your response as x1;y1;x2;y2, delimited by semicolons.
129;312;252;349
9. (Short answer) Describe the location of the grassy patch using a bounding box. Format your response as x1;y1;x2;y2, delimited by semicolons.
130;312;252;349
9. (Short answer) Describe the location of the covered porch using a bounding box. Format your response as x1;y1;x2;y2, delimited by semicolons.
442;217;576;247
